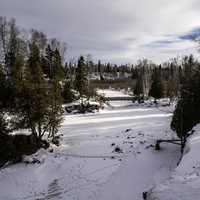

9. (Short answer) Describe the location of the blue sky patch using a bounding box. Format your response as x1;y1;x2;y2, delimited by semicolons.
179;27;200;41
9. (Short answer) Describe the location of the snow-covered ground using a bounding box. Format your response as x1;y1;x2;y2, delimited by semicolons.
97;88;130;98
0;90;181;200
148;124;200;200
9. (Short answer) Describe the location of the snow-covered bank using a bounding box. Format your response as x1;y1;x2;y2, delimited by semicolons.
148;124;200;200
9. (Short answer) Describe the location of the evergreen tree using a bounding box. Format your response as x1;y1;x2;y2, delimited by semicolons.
44;46;64;140
134;68;145;103
0;113;8;136
43;45;64;79
166;61;180;101
0;64;13;109
0;17;66;160
171;56;200;139
47;77;63;139
0;65;10;136
31;29;47;54
97;60;101;74
52;48;64;79
134;78;144;97
75;56;89;101
46;48;64;139
166;78;177;101
0;17;24;137
62;80;75;103
13;42;49;143
5;18;18;78
44;44;53;78
149;67;164;102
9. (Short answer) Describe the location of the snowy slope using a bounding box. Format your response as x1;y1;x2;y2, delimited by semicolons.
0;90;180;200
148;124;200;200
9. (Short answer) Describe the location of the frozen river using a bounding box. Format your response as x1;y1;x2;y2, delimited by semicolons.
0;101;180;200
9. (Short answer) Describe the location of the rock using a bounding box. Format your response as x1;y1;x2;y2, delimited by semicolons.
145;144;154;149
125;129;131;133
65;104;100;114
32;158;41;164
24;157;41;164
114;146;123;153
49;148;54;153
52;137;60;146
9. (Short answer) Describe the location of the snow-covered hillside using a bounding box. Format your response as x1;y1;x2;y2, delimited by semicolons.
147;124;200;200
0;90;180;200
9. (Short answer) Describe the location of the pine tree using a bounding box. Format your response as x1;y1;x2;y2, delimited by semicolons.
47;77;63;140
166;78;177;101
0;64;13;109
149;67;164;102
44;44;53;78
97;60;101;74
134;78;144;97
166;61;180;101
75;56;89;101
171;57;200;139
0;17;66;159
0;65;10;136
31;29;47;54
62;80;75;103
0;113;8;136
13;42;49;144
134;70;145;103
5;19;18;78
45;47;64;140
52;48;64;79
43;45;64;80
0;17;24;138
171;55;200;154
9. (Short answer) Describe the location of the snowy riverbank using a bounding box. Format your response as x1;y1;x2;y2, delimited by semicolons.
147;124;200;200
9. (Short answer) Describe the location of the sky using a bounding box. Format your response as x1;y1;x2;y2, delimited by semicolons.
1;0;200;64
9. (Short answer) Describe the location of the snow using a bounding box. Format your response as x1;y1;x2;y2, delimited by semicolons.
148;124;200;200
97;89;130;98
0;90;181;200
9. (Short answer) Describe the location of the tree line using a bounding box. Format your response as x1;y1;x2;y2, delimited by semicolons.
0;16;200;163
0;17;92;163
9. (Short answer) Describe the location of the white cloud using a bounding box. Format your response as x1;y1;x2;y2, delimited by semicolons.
0;0;200;63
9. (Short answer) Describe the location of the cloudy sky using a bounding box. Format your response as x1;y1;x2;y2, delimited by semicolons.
1;0;200;63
